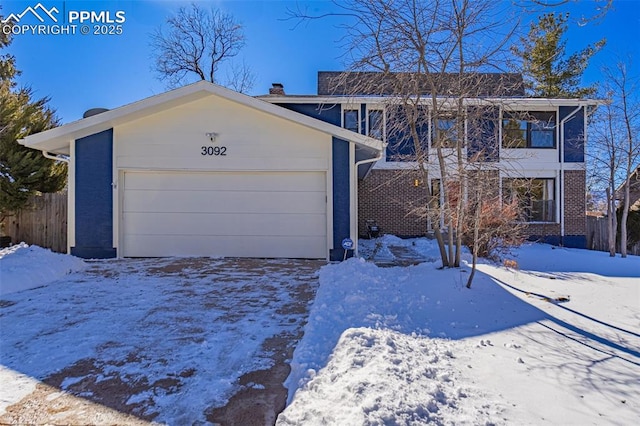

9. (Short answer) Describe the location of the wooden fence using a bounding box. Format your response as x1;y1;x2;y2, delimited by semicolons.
1;193;67;253
586;215;640;256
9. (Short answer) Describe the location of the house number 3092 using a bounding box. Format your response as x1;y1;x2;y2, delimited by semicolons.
201;146;227;156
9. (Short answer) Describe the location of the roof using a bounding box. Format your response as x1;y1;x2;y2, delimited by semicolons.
259;95;604;108
317;71;525;97
615;165;640;201
20;81;384;155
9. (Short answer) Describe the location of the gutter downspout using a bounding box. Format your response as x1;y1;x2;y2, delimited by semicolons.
43;151;70;164
352;146;386;257
559;104;584;245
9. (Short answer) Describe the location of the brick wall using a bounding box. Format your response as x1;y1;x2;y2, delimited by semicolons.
358;169;428;237
524;223;561;237
358;168;587;244
564;170;586;236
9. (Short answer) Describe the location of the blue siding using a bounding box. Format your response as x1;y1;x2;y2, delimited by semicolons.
467;106;499;162
331;137;352;261
274;103;341;126
71;129;116;259
560;106;585;163
563;235;587;249
527;234;586;249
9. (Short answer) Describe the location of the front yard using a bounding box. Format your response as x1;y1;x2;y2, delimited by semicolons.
0;254;321;424
1;240;639;425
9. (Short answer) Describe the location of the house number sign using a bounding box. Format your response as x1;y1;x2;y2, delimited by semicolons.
201;146;227;156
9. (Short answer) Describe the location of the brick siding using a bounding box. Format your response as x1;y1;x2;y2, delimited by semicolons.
564;170;586;236
358;169;428;237
358;169;587;241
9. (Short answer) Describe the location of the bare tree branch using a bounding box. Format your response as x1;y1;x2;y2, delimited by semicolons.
150;3;248;88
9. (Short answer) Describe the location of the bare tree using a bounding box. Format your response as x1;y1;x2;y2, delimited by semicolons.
588;57;640;257
605;60;640;257
291;0;524;285
150;3;253;92
589;100;622;256
512;0;612;25
225;60;256;94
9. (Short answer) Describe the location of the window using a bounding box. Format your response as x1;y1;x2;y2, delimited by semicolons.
368;109;383;139
432;115;460;148
502;178;556;222
343;109;359;133
502;111;556;148
430;179;461;209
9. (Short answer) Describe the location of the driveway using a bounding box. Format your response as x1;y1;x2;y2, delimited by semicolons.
0;257;323;425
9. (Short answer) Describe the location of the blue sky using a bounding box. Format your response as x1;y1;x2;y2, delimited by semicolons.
3;0;639;124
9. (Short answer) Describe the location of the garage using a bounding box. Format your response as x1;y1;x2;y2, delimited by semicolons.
19;81;383;260
122;170;327;258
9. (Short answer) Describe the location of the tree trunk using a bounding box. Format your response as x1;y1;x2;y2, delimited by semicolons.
466;190;482;289
621;178;630;257
408;114;449;268
606;186;617;256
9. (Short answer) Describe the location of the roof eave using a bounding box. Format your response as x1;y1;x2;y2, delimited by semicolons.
20;80;383;154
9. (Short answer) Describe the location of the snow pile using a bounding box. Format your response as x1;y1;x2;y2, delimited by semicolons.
0;243;86;296
277;327;502;426
280;240;640;425
280;256;514;424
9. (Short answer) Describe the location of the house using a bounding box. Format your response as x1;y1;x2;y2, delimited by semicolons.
21;71;599;260
19;81;383;260
262;71;601;249
616;166;640;211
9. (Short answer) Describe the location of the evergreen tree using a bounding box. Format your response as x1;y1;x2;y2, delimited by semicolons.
0;13;66;217
513;13;605;98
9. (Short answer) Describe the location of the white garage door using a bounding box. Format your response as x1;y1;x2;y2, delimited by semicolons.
121;171;327;258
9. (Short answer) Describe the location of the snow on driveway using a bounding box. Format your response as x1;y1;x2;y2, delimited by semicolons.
279;242;640;425
0;253;321;425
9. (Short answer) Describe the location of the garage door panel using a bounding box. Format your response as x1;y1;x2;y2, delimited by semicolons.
122;171;328;258
124;212;327;236
124;190;325;214
123;234;327;259
125;171;326;192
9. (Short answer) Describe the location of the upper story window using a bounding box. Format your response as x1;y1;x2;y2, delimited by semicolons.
432;115;461;148
502;111;556;149
368;109;384;140
343;109;359;133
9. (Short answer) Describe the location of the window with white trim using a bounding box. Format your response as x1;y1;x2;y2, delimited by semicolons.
502;111;556;148
368;109;383;140
432;115;461;148
502;178;556;222
343;109;359;133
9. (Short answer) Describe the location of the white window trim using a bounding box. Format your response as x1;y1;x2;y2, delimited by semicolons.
428;111;468;150
500;176;559;224
341;105;361;134
365;105;385;142
499;108;559;150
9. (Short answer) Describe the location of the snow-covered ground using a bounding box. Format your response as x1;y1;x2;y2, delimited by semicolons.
0;243;86;296
279;239;640;425
0;249;320;424
1;240;638;425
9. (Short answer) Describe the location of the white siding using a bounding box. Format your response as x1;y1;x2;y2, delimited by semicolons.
114;95;330;172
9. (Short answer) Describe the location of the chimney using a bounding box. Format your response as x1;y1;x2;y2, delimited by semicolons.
269;83;285;95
